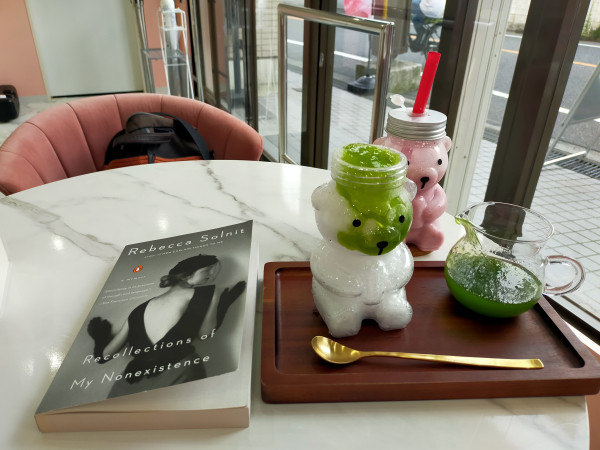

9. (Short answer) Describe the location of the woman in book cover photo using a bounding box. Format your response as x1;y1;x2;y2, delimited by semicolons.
86;253;246;397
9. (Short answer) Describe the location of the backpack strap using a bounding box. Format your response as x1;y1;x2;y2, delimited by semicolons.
154;112;213;160
112;130;174;147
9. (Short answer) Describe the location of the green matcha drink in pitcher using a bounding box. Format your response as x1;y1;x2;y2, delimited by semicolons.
445;202;585;318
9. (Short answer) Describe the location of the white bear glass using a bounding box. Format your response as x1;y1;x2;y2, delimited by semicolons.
311;144;416;338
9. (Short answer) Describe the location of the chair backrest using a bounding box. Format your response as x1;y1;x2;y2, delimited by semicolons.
0;93;263;195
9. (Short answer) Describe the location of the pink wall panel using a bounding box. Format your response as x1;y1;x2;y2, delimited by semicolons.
0;1;46;96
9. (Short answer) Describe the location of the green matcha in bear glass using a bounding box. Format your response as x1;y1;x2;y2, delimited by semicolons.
310;143;417;338
445;202;585;318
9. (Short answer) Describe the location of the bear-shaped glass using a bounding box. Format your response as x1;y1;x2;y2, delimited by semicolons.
310;143;417;338
374;107;452;252
445;202;585;318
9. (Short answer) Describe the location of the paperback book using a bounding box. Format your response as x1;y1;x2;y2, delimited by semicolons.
35;220;257;432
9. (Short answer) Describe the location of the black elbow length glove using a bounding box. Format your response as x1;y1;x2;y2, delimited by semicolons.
87;317;113;362
216;281;247;329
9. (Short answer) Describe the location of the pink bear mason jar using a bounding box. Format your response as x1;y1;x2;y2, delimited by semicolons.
374;107;452;252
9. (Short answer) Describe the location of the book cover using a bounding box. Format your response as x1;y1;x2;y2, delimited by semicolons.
35;220;257;432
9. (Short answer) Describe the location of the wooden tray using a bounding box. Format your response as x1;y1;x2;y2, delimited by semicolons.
261;261;600;403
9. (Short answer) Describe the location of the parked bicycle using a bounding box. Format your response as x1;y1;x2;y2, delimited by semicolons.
409;17;443;57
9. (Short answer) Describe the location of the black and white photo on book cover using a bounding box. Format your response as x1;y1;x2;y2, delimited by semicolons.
36;220;253;416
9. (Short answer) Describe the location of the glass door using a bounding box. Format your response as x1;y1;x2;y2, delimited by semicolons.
255;0;305;162
277;2;395;166
189;0;258;128
259;0;459;166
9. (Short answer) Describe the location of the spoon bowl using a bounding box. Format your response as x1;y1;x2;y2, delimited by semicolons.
311;336;544;369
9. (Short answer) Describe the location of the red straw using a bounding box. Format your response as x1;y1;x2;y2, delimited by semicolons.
412;52;441;115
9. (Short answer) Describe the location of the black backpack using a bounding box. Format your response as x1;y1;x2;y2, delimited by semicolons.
104;112;213;170
0;85;19;123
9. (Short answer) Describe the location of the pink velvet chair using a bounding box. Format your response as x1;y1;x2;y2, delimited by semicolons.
0;93;263;195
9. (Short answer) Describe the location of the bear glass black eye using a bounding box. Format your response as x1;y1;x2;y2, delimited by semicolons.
352;219;361;227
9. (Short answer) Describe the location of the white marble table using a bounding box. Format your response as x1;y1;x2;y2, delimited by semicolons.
0;161;588;449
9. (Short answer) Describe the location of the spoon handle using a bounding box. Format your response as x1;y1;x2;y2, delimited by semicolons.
365;351;544;369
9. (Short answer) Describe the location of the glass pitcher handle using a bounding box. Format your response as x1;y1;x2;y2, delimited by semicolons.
544;255;586;295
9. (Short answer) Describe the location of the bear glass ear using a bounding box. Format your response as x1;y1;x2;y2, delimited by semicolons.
442;135;452;152
405;178;417;200
311;184;327;210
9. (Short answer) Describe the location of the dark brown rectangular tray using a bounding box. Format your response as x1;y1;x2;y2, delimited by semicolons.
261;261;600;403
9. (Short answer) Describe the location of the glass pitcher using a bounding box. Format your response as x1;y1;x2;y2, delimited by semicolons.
445;202;585;318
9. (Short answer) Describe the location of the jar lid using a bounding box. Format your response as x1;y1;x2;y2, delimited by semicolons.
386;108;447;140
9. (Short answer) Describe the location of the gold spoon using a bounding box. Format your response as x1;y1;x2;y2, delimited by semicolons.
311;336;544;369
